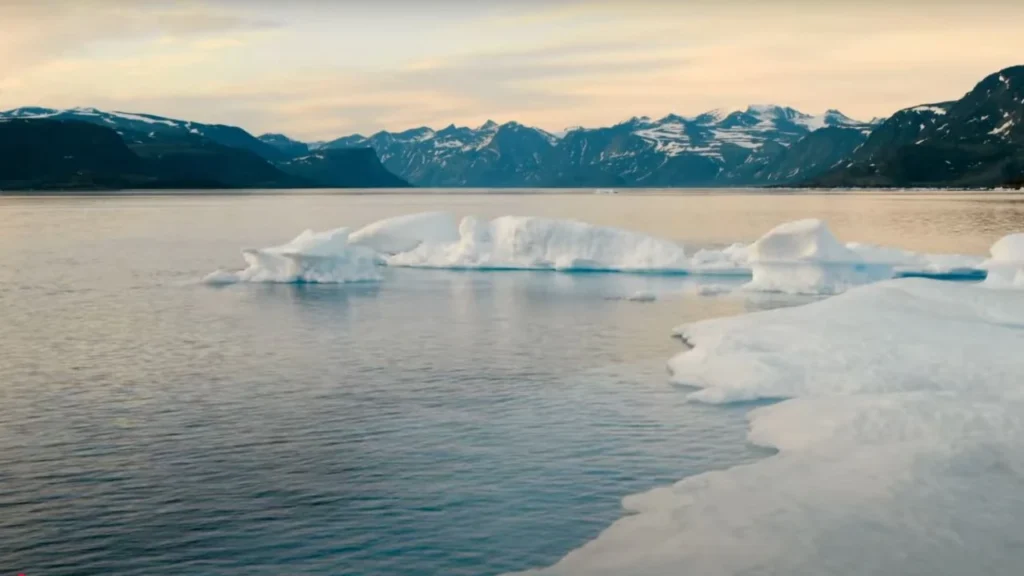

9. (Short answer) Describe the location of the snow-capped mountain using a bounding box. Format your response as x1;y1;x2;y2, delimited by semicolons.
813;65;1024;187
324;120;561;187
258;133;309;158
323;105;872;187
0;107;286;161
0;108;409;190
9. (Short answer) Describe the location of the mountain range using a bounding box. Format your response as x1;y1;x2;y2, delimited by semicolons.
810;65;1024;187
2;65;1021;190
0;108;408;190
309;106;875;188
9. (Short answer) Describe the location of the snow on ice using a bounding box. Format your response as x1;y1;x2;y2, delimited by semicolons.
387;215;692;272
347;211;461;255
204;227;380;284
518;278;1024;576
982;233;1024;288
205;212;993;292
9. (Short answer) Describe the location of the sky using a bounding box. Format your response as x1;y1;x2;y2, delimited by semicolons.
2;0;1023;140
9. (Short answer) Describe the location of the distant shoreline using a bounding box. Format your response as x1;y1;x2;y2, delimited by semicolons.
1;187;1020;198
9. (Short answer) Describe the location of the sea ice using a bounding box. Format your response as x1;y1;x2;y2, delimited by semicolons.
204;227;380;284
388;216;691;272
981;233;1024;288
847;242;985;276
205;214;989;292
347;211;460;255
520;278;1024;576
742;219;892;294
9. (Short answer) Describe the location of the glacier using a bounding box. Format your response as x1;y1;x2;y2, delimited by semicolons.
205;212;992;293
518;278;1024;576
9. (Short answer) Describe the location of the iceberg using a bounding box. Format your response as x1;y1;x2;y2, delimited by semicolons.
846;242;985;278
387;216;691;272
204;213;989;292
204;227;380;284
687;243;752;275
347;211;460;255
742;219;892;294
981;233;1024;288
521;279;1024;576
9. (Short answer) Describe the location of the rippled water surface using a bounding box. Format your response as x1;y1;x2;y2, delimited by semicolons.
1;191;1021;575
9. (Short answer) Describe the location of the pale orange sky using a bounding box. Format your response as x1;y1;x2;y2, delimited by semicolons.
2;0;1023;140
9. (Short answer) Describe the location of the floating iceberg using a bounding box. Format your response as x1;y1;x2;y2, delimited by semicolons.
205;213;990;292
522;279;1024;576
204;227;380;284
687;243;752;275
388;216;692;272
847;242;985;277
741;219;892;294
347;211;460;255
981;233;1024;288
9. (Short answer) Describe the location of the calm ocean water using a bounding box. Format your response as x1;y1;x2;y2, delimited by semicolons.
1;191;1022;576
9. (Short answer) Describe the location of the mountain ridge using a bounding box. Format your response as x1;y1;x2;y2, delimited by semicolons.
0;118;409;190
5;65;1022;190
317;105;872;187
809;65;1024;187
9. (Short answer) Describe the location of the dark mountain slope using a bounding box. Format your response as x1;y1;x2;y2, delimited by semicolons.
0;119;409;190
276;148;410;188
810;66;1024;187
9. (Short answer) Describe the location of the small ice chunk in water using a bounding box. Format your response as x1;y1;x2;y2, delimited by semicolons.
627;291;657;302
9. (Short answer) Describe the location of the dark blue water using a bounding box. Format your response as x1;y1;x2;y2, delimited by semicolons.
1;193;1019;575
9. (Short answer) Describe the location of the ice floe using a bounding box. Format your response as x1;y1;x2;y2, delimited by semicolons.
982;233;1024;289
520;278;1024;576
740;219;892;294
387;215;692;272
204;227;380;284
205;212;995;292
347;211;460;255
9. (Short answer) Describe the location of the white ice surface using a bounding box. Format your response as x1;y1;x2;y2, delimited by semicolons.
205;215;989;292
347;211;461;255
520;279;1024;576
204;227;380;284
847;242;985;274
387;216;692;272
982;233;1024;288
742;219;891;294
